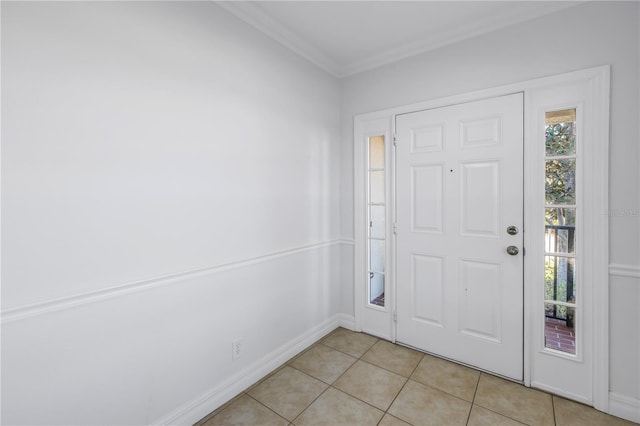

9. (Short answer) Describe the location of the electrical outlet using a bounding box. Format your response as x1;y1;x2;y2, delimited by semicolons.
232;339;243;360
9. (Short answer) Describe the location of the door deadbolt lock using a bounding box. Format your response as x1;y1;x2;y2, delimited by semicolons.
507;226;519;235
506;246;519;256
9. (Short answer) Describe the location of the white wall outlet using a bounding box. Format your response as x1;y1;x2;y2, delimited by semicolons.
232;339;243;360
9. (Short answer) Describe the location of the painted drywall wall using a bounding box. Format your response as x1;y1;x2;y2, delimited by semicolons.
1;2;341;424
340;0;639;407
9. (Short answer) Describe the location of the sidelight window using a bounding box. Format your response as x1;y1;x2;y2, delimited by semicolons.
368;135;386;307
543;108;578;355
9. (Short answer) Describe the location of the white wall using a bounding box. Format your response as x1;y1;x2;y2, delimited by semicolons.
1;2;342;424
3;1;638;424
340;0;639;414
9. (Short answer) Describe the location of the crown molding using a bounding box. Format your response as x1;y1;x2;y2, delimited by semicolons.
342;2;583;77
216;1;342;77
216;1;583;79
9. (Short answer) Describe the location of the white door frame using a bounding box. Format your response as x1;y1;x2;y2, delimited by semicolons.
354;65;610;411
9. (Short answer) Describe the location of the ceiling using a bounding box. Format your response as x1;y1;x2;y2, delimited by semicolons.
217;1;581;77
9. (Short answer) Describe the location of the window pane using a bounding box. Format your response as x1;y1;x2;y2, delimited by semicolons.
368;136;386;308
369;239;385;273
545;159;576;205
545;256;576;303
545;305;576;354
544;226;575;254
370;171;385;204
369;205;385;238
369;135;385;169
545;112;576;156
545;207;576;226
369;272;385;307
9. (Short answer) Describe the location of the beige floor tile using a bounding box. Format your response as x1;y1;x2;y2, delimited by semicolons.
361;340;423;377
289;344;357;384
333;360;407;410
378;413;413;426
201;394;288;426
201;337;636;426
411;354;480;402
320;328;378;358
244;362;290;394
554;396;638;426
247;366;328;421
388;379;471;426
467;405;525;426
293;387;384;426
474;373;554;426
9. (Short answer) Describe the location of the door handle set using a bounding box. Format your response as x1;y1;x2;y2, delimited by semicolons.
507;226;519;255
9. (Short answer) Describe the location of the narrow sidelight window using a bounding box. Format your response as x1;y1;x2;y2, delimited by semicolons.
544;109;577;355
368;135;385;307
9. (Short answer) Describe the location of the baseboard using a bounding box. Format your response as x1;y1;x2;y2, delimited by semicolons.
336;313;356;331
609;392;640;423
152;314;342;425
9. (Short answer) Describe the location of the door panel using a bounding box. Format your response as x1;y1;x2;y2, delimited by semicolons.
459;259;502;342
411;254;444;325
411;165;444;233
395;93;524;380
460;161;500;237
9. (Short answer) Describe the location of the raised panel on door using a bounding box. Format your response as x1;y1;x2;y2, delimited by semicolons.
411;254;445;326
411;164;444;234
460;161;501;237
459;259;502;342
411;123;445;153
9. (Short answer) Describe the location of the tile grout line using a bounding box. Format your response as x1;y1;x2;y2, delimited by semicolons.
222;332;345;425
380;352;424;424
200;328;565;426
465;371;482;425
322;336;489;425
286;332;382;424
378;348;425;425
353;337;402;425
378;371;416;425
289;383;332;425
243;392;290;425
470;375;545;426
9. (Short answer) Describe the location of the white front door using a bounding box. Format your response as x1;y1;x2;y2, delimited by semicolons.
395;93;524;380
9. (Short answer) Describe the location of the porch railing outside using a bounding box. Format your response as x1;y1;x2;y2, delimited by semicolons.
544;224;575;326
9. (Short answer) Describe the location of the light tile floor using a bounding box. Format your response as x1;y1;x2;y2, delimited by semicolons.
196;328;637;426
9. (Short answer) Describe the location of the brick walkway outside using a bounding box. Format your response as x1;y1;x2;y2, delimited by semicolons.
545;317;575;354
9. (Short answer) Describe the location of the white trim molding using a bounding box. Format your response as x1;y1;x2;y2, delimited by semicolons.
215;1;341;76
609;392;640;424
1;240;345;324
609;264;640;279
336;313;356;331
216;2;580;78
